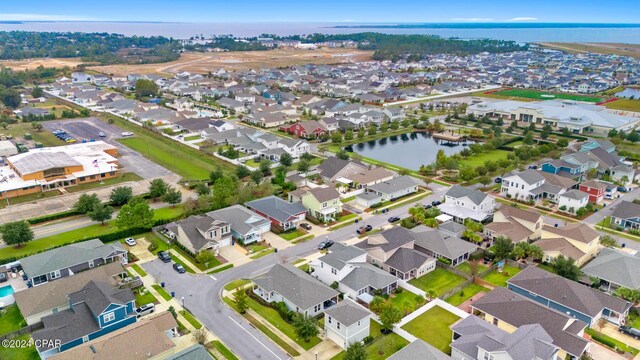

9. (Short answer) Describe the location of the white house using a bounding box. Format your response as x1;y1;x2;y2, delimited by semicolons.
438;185;495;223
324;300;372;349
558;189;589;214
355;176;418;207
500;169;546;201
311;243;368;285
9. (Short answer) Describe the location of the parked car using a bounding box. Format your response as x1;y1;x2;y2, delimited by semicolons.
494;177;502;183
528;165;538;170
173;263;186;274
121;131;134;137
0;272;6;283
300;223;312;231
423;204;433;210
124;237;137;246
317;240;334;250
136;303;155;317
620;326;640;339
431;200;442;206
157;251;171;263
357;225;373;234
98;131;106;137
618;186;629;193
388;216;401;223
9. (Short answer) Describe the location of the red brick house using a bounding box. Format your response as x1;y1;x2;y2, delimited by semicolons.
579;180;607;204
280;120;326;139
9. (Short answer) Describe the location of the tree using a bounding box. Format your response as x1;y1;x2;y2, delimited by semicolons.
212;176;238;209
369;296;387;314
492;237;514;260
599;234;618;248
336;149;350;160
209;167;224;183
88;203;113;225
344;129;354;141
1;88;21;108
423;218;439;228
331;132;343;143
233;287;248;314
148;178;168;199
357;128;366;139
379;302;403;333
31;86;44;98
478;175;491;188
279;153;293;167
195;183;210;197
293;314;319;342
297;159;310;174
236;165;251;179
109;186;133;206
115;201;155;229
368;124;377;136
551;255;581;281
73;193;101;214
258;159;272;176
195;250;215;265
344;342;367;360
523;132;534;145
162;186;182;207
250;170;263;185
134;79;159;99
192;328;208;345
0;221;34;247
627;131;640;143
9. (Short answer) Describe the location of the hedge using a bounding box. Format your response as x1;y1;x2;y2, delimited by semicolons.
27;209;81;225
591;333;617;349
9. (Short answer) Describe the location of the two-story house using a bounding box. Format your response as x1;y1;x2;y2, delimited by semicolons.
245;195;307;231
536;222;600;266
557;189;589;214
501;169;576;204
289;187;342;222
438;185;495;224
578;179;608;204
20;239;127;287
610;200;640;230
324;300;372;350
484;204;543;244
208;205;271;245
165;214;232;255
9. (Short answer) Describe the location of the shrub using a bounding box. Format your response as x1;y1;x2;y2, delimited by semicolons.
590;333;616;349
363;336;374;344
148;242;158;252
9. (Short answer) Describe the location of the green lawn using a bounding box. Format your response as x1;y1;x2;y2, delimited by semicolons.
408;268;467;297
224;279;251;291
152;284;173;301
0;304;27;336
482;265;521;287
152;205;186;221
250;248;275;259
604;98;640;112
170;243;221;271
493;89;604;103
445;284;491;306
586;328;640;355
331;320;409;360
208;263;233;274
211;340;239;360
628;308;640;329
245;296;321;350
183;135;202;141
143;232;171;254
130;263;147;277
169;252;196;274
4;122;60;146
0;189;61;209
65;172;143;193
459;149;511;168
389;290;426;315
0;334;40;360
135;288;158;306
401;306;460;354
455;261;488;275
278;229;306;241
179;309;203;329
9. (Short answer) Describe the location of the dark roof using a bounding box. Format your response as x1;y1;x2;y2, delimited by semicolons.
316;157;351;179
245;196;307;223
507;266;631;318
355;227;414;253
69;280;134;318
385;248;433;273
611;200;640;220
323;300;371;327
412;226;478;260
34;302;101;350
472;287;589;357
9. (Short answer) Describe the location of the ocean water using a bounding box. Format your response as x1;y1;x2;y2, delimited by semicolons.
0;21;640;43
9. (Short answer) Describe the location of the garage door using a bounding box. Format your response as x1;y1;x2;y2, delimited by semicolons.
325;327;346;349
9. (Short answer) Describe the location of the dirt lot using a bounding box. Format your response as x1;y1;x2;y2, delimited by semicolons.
0;57;84;70
91;48;373;76
539;42;640;58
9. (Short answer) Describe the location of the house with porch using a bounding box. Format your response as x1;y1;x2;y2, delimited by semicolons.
412;226;478;267
245;196;307;231
581;248;640;292
289;187;342;222
484;204;543;244
500;169;576;204
610;200;640;230
536;222;600;266
207;205;271;245
164;214;232;255
324;300;372;349
558;189;589;214
507;266;631;327
253;264;339;316
20;239;127;287
438;185;495;224
355;176;419;208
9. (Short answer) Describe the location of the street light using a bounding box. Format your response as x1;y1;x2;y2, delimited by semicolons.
181;296;185;308
315;351;318;360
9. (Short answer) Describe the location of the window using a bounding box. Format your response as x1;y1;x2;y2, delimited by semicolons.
50;270;61;279
337;322;341;330
492;318;499;326
331;268;337;275
88;260;94;268
103;312;115;323
82;335;89;343
328;316;332;324
357;321;361;326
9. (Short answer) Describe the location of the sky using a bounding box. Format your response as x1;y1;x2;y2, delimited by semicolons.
1;0;639;23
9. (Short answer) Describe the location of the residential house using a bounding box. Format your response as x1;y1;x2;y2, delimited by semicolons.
317;157;369;183
324;300;372;349
245;195;307;231
536;222;600;266
581;247;640;292
33;280;137;359
610;200;640;230
438;185;495;224
507;266;631;326
387;339;450;360
500;169;576;204
280;120;328;139
450;314;560;360
48;312;179;360
558;189;589;214
208;205;271;245
253;264;339;316
289;187;342;222
484;205;543;244
14;262;126;325
412;226;478;267
20;239;127;286
355;176;419;207
471;287;589;359
164;214;232;255
578;180;608;204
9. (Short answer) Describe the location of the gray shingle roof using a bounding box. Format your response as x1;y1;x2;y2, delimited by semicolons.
323;300;371;327
69;280;134;317
611;200;640;220
412;226;478;260
253;264;339;311
307;186;341;203
366;176;418;195
245;196;307;223
445;185;487;205
356;226;414;253
387;339;450;360
318;243;366;270
173;214;228;251
340;263;398;292
561;189;589;200
512;169;546;185
34;302;101;350
385;248;432;273
208;205;270;236
165;345;214;360
582;248;640;289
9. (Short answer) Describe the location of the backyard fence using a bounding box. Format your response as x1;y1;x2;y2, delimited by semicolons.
0;322;43;341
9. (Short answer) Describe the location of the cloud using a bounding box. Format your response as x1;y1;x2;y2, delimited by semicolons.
0;13;98;21
452;18;494;22
508;17;538;21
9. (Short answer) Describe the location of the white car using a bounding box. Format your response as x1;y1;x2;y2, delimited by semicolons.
125;237;137;246
136;303;155;317
121;131;134;137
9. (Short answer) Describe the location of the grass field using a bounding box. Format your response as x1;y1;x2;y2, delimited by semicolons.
482;265;521;287
401;306;460;354
389;289;426;315
65;172;142;193
604;98;640;112
455;261;489;275
134;288;158;306
152;205;186;221
3;122;61;146
0;304;26;336
408;268;467;297
152;284;173;301
211;341;239;360
131;263;147;277
0;334;39;360
445;284;491;306
459;149;511;168
0;189;61;209
492;89;604;103
331;320;409;360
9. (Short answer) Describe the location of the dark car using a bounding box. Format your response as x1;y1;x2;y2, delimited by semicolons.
317;240;334;250
494;177;502;183
618;186;629;193
431;200;442;206
528;165;538;170
173;263;186;274
357;225;373;234
423;204;433;210
300;223;312;231
620;326;640;339
157;251;171;263
388;216;401;223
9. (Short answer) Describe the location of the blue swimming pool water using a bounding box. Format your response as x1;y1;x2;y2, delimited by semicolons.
0;285;14;298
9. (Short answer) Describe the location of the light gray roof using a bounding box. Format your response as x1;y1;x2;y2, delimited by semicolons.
611;200;640;220
21;239;126;278
318;243;366;270
445;185;487;205
323;300;371;327
245;196;307;223
412;226;478;260
387;339;450;360
385;248;433;273
510;169;545;185
208;205;270;236
356;226;415;253
582;248;640;289
306;187;341;203
173;214;228;251
438;221;467;236
340;263;398;292
561;189;589;200
164;345;215;360
253;264;338;311
10;151;81;175
367;176;417;195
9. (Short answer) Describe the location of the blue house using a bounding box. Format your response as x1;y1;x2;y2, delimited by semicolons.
540;159;584;180
610;200;640;230
33;280;137;359
506;267;630;327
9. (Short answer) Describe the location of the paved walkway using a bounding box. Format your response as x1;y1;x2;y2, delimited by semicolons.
600;322;640;350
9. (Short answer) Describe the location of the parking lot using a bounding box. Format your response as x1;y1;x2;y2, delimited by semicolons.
43;117;174;179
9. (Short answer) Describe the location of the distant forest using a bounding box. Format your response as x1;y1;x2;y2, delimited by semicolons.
0;31;180;65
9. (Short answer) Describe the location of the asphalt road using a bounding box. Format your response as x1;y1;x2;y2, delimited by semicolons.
142;184;448;360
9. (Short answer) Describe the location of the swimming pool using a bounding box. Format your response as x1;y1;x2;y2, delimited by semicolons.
0;284;14;298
